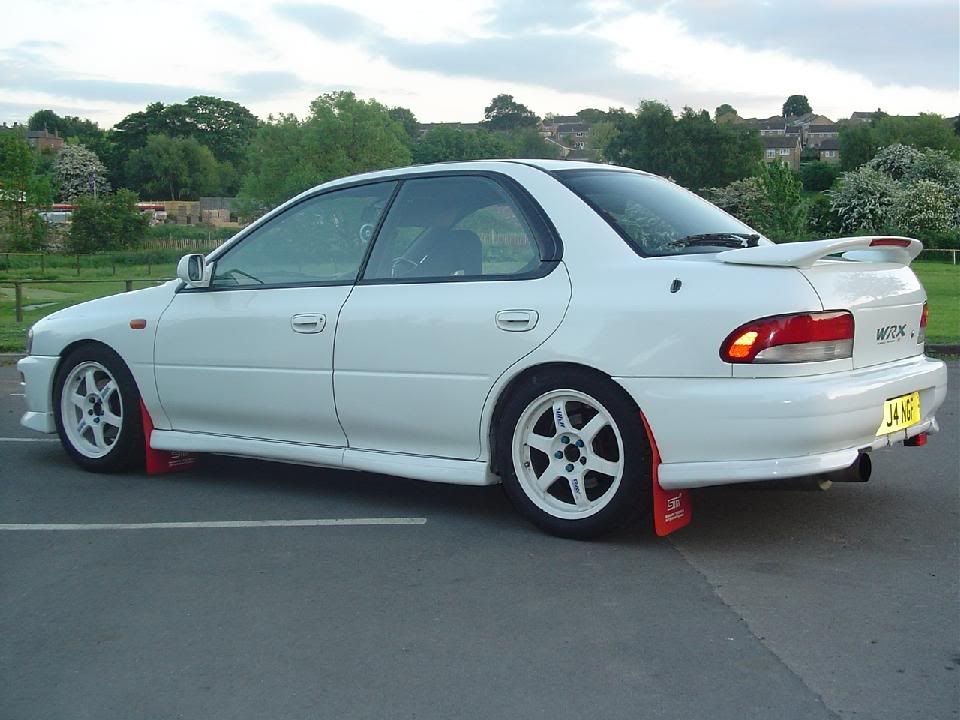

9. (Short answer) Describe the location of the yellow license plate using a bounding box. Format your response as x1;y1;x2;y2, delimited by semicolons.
877;392;921;435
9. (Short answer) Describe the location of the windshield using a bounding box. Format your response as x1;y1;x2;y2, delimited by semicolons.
556;169;768;257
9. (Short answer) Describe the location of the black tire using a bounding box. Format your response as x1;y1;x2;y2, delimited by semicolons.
496;368;652;539
53;344;145;473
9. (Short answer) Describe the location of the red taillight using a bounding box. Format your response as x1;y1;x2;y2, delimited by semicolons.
918;302;928;344
870;238;911;248
720;311;855;364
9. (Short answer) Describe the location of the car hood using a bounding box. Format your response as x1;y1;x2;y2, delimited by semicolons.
30;281;179;357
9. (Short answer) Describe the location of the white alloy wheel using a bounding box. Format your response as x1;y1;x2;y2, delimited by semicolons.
511;389;625;521
59;361;124;459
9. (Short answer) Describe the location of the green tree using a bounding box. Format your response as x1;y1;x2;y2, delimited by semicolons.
124;134;221;200
839;123;880;170
53;144;111;200
388;106;419;146
714;103;738;122
178;95;259;167
576;108;608;123
68;190;148;252
873;113;959;155
412;126;513;163
806;193;843;236
604;100;676;176
238;92;411;212
0;134;51;250
505;127;561;159
782;95;812;117
588;121;620;161
753;161;804;240
482;94;539;131
605;101;761;190
799;161;841;192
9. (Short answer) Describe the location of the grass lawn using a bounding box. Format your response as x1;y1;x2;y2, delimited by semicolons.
913;261;959;345
0;259;957;353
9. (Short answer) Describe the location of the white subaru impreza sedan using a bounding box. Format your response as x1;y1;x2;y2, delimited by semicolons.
17;160;948;538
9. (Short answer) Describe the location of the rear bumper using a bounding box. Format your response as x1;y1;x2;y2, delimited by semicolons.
615;355;947;489
16;355;58;434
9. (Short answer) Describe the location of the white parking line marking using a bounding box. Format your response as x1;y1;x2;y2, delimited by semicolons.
0;518;428;531
0;437;58;442
9;393;24;397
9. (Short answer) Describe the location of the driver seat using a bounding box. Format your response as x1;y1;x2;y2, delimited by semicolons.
416;229;482;277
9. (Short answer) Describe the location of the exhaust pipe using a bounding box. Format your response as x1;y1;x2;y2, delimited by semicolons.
823;452;872;483
761;453;872;491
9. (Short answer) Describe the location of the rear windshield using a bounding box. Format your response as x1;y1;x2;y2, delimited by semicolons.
555;169;768;257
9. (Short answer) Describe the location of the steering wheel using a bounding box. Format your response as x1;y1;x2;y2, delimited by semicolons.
358;223;376;244
390;257;419;278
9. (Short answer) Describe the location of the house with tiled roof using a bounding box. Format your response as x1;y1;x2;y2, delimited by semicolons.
763;135;801;171
817;137;841;163
25;128;64;152
805;123;840;147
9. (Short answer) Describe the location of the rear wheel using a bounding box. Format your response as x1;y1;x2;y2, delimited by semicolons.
54;345;145;472
497;369;652;539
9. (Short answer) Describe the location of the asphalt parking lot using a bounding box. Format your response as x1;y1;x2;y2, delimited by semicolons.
1;361;957;720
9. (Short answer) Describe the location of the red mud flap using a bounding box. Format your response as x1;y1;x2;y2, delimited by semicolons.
140;402;197;474
641;413;692;537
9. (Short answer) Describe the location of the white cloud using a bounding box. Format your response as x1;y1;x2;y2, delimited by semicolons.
1;0;955;127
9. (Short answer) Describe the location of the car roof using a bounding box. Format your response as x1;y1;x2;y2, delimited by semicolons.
314;159;643;191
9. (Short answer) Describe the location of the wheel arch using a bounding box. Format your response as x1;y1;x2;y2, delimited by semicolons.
486;361;639;476
53;339;132;406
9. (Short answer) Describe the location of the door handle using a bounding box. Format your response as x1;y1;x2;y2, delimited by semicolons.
291;313;326;334
496;310;539;332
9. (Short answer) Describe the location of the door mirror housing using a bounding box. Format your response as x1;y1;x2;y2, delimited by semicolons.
177;253;213;289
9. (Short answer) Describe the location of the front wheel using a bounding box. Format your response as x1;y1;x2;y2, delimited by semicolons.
497;369;652;539
54;345;145;472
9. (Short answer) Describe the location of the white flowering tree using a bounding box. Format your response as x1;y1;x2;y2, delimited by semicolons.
829;167;899;233
53;144;111;201
830;144;960;245
893;180;955;236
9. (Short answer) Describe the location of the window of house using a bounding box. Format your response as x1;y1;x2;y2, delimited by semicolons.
766;149;776;158
576;131;585;137
779;148;791;155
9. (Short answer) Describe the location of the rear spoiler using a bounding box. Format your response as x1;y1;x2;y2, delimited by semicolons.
717;236;922;268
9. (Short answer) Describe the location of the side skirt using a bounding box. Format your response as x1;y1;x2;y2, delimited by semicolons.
149;430;498;486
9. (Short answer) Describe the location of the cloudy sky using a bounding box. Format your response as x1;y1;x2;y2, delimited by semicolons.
2;0;957;128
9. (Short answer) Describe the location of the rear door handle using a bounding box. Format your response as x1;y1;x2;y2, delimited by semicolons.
496;310;539;332
291;313;326;334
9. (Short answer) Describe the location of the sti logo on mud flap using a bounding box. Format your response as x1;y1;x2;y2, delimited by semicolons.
667;495;682;511
876;324;907;344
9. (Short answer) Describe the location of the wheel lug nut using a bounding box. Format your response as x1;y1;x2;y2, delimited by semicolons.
580;457;587;465
561;436;570;444
554;451;563;459
566;463;574;472
576;439;584;448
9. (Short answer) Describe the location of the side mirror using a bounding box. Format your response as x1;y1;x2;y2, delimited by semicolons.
176;253;213;289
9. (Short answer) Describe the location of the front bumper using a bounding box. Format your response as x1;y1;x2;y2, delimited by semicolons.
615;355;948;489
16;355;59;434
